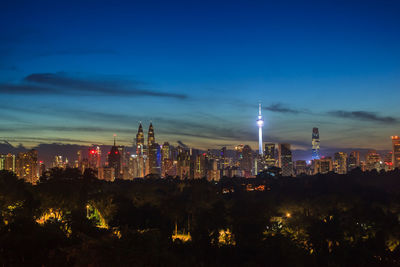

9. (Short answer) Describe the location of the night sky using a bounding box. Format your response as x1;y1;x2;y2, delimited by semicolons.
1;0;400;159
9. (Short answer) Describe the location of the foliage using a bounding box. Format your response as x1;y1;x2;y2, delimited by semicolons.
1;168;400;266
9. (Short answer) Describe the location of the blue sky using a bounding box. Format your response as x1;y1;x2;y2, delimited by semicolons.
1;0;400;155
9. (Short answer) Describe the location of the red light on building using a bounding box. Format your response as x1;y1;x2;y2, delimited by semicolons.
115;151;118;154
90;150;96;154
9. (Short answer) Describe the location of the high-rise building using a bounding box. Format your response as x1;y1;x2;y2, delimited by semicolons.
384;152;393;171
4;153;15;172
147;123;155;147
392;136;400;169
98;166;115;182
312;128;320;160
161;142;173;177
348;151;360;171
135;123;145;177
147;123;160;175
136;123;144;155
256;103;264;156
88;146;101;169
235;144;244;167
241;145;253;178
39;161;46;177
278;143;293;176
313;157;333;174
264;143;276;167
52;155;65;168
108;136;122;179
295;160;307;176
366;150;382;171
16;150;38;184
177;148;190;179
334;152;347;174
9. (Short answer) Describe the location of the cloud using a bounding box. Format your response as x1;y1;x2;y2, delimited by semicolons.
327;110;397;124
0;73;187;99
263;103;302;114
37;48;117;57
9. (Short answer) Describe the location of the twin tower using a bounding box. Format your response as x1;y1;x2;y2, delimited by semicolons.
135;122;155;155
135;122;159;175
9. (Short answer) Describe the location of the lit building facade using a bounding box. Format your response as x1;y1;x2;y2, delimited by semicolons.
334;152;347;174
15;149;38;184
392;136;400;169
348;151;360;171
264;143;276;167
256;103;264;156
313;157;333;174
147;123;160;175
366;150;382;171
312;127;320;160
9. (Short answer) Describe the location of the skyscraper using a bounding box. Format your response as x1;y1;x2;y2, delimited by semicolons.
241;145;253;178
278;143;293;176
348;151;360;171
1;153;15;172
313;157;333;174
392;136;400;168
148;122;155;147
108;135;121;179
161;142;172;177
295;160;307;176
256;103;264;156
147;123;160;175
136;123;144;155
88;146;101;169
334;152;347;174
312;128;320;160
15;149;38;184
366;150;382;171
264;143;276;167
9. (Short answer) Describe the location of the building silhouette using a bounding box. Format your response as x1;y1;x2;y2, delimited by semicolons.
278;143;293;176
108;136;122;179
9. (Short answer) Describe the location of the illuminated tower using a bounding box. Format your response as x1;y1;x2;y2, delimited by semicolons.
256;103;264;156
148;122;155;148
312;128;320;160
136;123;144;155
147;123;160;175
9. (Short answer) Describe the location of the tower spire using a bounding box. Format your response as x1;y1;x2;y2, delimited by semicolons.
113;134;116;146
256;102;264;156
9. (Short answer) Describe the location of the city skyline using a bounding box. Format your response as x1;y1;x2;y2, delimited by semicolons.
1;1;400;152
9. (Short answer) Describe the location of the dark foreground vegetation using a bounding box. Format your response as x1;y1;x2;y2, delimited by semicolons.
1;168;400;266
